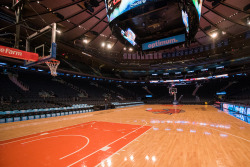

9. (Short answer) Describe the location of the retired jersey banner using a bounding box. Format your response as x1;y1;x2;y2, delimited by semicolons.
142;34;185;50
0;45;38;61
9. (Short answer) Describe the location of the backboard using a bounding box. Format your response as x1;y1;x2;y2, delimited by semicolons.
24;23;57;67
169;88;177;94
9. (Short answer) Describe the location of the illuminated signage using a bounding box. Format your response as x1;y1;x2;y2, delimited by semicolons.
149;74;228;83
216;91;226;95
121;28;137;46
105;0;150;22
142;34;186;50
182;10;189;33
192;0;203;20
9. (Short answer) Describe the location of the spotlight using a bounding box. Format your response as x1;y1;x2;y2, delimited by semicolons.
247;17;250;25
129;48;133;51
56;30;61;34
123;47;127;51
222;31;226;35
101;42;105;47
211;32;218;38
107;43;112;49
37;1;40;4
83;39;89;44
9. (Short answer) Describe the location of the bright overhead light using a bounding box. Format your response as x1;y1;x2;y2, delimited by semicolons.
107;43;112;49
5;6;9;9
123;47;127;51
129;48;133;51
247;18;250;25
56;30;61;34
83;39;89;44
222;31;226;35
37;1;40;4
101;42;105;47
211;32;218;38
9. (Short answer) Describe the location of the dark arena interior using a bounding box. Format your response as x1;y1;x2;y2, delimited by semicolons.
0;0;250;166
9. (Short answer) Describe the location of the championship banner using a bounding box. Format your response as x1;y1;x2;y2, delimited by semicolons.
0;45;38;61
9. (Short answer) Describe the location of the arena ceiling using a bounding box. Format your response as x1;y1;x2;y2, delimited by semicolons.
0;0;250;70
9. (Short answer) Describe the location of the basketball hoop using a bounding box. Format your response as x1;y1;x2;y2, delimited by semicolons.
45;59;60;77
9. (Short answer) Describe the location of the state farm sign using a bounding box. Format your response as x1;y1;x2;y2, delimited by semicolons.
0;45;38;61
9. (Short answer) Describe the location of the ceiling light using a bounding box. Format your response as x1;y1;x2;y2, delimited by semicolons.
37;1;40;4
222;31;226;35
129;48;133;51
211;32;218;38
5;6;9;9
101;42;105;47
247;18;250;25
83;39;89;44
82;52;92;57
123;47;127;51
107;43;112;49
56;30;61;34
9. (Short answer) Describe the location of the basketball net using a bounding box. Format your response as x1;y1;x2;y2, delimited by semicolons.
45;59;60;77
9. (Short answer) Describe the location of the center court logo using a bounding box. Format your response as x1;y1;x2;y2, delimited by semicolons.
146;108;185;115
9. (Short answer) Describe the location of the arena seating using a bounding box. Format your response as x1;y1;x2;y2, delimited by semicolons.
1;65;249;123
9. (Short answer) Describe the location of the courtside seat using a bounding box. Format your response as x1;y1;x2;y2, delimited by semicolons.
14;116;21;122
21;116;28;121
0;118;5;123
6;117;13;123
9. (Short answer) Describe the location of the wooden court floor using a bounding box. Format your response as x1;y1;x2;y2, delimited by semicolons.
0;105;249;167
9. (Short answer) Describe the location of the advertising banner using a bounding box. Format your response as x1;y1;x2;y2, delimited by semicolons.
0;45;38;61
142;34;185;50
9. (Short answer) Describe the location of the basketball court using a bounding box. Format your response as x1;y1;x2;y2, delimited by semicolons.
0;105;249;167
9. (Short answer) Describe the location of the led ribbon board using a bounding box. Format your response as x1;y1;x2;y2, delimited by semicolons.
142;34;185;50
105;0;151;22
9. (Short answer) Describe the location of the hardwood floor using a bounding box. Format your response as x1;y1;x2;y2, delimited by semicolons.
0;105;249;167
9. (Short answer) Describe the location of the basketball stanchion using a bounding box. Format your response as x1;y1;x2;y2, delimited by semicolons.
45;59;60;77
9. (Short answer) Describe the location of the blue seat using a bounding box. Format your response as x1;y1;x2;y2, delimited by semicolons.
22;116;28;121
6;117;13;123
14;117;21;122
28;115;35;120
0;118;5;123
41;114;46;118
35;115;40;119
46;113;51;117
